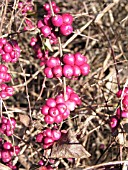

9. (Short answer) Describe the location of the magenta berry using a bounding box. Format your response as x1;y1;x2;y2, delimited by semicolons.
51;129;61;140
44;115;55;124
52;15;63;27
46;98;56;107
44;67;53;78
62;13;73;25
60;24;73;36
52;65;62;78
63;53;75;66
74;52;85;66
54;114;63;123
48;107;59;117
36;133;44;143
110;116;118;129
40;25;51;37
63;65;73;78
41;105;49;115
80;63;90;76
3;43;13;53
44;137;54;144
3;142;12;150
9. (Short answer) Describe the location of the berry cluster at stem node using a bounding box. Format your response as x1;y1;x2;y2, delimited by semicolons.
0;138;20;169
41;86;81;124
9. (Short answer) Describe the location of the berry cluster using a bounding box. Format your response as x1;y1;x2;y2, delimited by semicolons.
0;138;20;169
0;84;14;99
37;1;73;44
41;86;81;124
0;64;11;84
44;52;90;79
18;0;34;15
0;38;20;63
36;128;61;149
0;116;16;136
30;36;49;64
109;87;128;130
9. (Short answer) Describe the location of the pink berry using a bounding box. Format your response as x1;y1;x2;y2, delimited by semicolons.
80;63;90;76
3;142;12;150
43;143;53;149
44;115;54;124
0;64;8;72
73;65;81;77
40;26;51;37
74;52;85;66
53;6;60;13
52;65;62;78
55;95;65;104
44;137;54;144
5;86;14;96
110;116;118;129
70;93;81;105
56;103;67;114
63;65;73;78
2;53;12;62
2;116;8;124
41;105;49;115
62;13;73;25
3;43;13;53
46;98;56;107
43;3;50;11
52;15;63;27
122;95;128;109
65;99;76;111
43;128;52;138
60;24;73;36
121;110;128;118
0;38;7;45
66;86;74;94
51;129;61;140
49;107;59;117
38;160;44;166
46;57;59;68
61;108;70;119
54;114;63;123
63;53;75;66
36;133;44;143
44;67;53;78
1;150;11;162
0;91;7;98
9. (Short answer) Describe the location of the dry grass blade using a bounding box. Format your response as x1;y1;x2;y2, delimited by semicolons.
0;163;11;170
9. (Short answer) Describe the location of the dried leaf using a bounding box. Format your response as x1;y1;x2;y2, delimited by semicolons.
44;39;53;52
0;163;11;170
50;130;91;158
19;114;30;127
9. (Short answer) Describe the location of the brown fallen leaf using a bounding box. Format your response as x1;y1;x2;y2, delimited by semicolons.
0;163;11;170
19;114;30;127
50;130;91;159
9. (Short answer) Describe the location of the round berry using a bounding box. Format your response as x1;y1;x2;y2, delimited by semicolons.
63;65;73;78
62;13;73;25
60;24;73;36
80;63;90;76
52;15;63;27
63;53;75;66
46;98;56;107
40;26;51;37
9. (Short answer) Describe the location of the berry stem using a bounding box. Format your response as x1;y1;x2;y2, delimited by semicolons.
48;0;55;16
